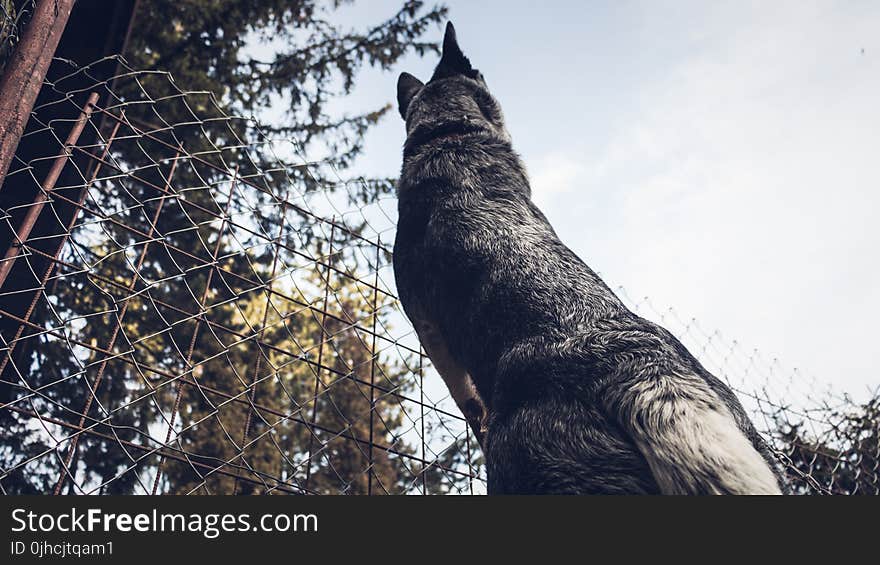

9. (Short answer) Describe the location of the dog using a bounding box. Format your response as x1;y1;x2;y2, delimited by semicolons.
393;23;785;494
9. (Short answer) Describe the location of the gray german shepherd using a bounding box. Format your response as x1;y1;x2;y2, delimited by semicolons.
393;23;784;494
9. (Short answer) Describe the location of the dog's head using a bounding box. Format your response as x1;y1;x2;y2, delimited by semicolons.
397;23;510;148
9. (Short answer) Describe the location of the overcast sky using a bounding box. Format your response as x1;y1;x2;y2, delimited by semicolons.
323;1;879;400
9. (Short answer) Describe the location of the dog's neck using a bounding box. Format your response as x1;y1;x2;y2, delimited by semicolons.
399;134;530;201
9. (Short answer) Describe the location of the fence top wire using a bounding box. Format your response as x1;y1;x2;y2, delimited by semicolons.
0;55;876;495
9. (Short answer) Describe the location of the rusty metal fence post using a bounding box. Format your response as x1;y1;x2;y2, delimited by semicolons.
0;0;76;187
0;92;101;390
0;92;99;287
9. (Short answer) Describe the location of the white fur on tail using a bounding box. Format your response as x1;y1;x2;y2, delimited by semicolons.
609;373;782;495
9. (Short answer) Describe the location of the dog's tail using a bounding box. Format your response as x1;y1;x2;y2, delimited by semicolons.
606;371;783;495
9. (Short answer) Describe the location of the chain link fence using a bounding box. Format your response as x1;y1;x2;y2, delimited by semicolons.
0;55;876;495
616;289;879;495
0;56;482;495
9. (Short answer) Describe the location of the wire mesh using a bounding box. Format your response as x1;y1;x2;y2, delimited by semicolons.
0;56;876;495
0;56;481;495
616;288;879;495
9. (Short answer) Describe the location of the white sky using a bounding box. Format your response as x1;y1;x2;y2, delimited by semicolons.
319;1;879;400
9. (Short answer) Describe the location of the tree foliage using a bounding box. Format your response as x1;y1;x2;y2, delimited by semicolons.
125;0;447;199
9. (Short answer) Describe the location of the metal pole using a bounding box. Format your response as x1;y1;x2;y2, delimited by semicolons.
304;220;335;490
0;91;99;287
0;98;116;381
367;237;381;495
418;351;427;495
0;0;77;187
150;168;239;495
233;200;288;495
53;142;183;496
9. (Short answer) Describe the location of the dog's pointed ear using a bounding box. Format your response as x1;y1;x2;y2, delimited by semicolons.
432;22;473;80
443;22;465;61
397;72;424;119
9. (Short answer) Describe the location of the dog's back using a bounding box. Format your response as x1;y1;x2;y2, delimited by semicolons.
394;24;785;494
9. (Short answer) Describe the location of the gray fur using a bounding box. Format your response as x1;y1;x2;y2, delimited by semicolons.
393;23;785;494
